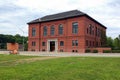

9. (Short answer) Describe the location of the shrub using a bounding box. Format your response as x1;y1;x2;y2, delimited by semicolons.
92;50;98;53
103;50;111;53
112;50;120;53
85;49;91;53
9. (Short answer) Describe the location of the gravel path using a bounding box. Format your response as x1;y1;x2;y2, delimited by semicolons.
0;51;120;57
19;52;120;57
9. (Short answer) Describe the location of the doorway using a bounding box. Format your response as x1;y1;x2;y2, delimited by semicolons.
47;39;58;52
50;41;55;52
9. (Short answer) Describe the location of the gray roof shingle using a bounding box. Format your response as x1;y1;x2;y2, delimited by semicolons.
28;10;106;28
28;10;85;23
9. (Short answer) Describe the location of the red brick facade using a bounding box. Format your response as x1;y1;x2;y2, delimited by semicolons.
28;10;106;53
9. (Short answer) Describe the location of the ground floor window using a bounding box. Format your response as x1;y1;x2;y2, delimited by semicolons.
31;49;35;51
60;49;63;52
42;49;46;51
32;41;36;46
42;42;46;46
60;41;64;46
72;50;78;52
72;40;78;46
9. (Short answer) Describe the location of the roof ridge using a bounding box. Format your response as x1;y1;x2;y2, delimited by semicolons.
41;10;84;18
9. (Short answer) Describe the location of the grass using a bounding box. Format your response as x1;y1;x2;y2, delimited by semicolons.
0;54;120;80
0;54;37;61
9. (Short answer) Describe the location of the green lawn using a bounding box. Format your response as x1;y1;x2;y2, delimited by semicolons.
0;54;38;61
0;54;120;80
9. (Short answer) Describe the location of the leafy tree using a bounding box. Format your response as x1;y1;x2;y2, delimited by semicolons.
106;37;114;49
101;30;107;47
0;34;28;50
113;38;120;50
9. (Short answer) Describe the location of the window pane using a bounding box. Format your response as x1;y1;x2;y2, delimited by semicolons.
72;40;75;46
43;26;47;36
60;41;64;46
51;26;55;35
72;22;78;34
59;24;63;35
32;41;36;46
32;28;36;36
42;42;45;46
72;40;78;46
76;40;78;46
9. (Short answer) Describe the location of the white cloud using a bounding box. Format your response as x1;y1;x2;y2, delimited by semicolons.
0;0;120;38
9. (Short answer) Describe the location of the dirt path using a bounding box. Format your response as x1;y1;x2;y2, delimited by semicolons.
16;56;60;63
0;56;60;65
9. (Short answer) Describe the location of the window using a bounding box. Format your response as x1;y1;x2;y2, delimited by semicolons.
31;49;35;51
72;50;75;52
92;26;94;35
50;26;55;35
42;42;46;46
89;24;92;35
42;49;46;51
86;40;88;46
32;41;36;46
89;41;91;46
60;49;63;52
32;28;36;36
60;41;64;46
87;28;89;34
75;50;78;52
72;22;78;34
72;40;78;46
43;26;47;36
59;24;63;35
93;41;94;46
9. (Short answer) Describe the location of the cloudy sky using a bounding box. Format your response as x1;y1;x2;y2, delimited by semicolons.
0;0;120;38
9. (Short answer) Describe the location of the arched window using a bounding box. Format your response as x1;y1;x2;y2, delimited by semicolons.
89;24;92;35
50;26;55;35
32;27;36;36
43;26;47;36
58;24;63;35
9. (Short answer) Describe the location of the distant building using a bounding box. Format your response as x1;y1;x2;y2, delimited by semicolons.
28;10;107;53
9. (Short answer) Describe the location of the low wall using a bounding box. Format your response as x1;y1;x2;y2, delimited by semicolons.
89;47;111;53
0;51;9;54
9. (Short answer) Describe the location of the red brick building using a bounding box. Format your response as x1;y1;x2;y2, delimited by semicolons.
28;10;107;53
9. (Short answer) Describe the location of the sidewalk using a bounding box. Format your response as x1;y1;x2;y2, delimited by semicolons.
0;51;120;57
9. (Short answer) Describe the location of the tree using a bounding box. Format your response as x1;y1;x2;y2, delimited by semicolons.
0;34;28;50
106;37;114;49
113;38;120;50
101;30;107;47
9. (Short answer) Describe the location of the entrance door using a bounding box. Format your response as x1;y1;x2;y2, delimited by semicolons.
50;41;55;52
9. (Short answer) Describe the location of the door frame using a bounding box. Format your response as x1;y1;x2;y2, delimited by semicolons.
47;39;58;52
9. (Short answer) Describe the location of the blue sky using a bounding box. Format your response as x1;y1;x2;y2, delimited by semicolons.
0;0;120;38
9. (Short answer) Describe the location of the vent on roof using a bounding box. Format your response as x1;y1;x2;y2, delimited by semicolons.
38;18;41;21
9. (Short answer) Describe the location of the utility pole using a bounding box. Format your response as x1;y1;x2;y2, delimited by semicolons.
0;39;2;49
18;27;24;51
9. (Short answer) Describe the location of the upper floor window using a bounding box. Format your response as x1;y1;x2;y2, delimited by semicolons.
32;28;36;36
72;40;78;46
59;24;63;35
72;22;78;34
50;26;55;36
89;24;92;35
87;28;89;34
60;41;64;46
32;41;36;46
43;26;47;36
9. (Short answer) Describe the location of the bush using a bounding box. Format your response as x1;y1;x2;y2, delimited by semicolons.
103;50;111;53
112;50;120;53
85;49;91;53
92;50;98;53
